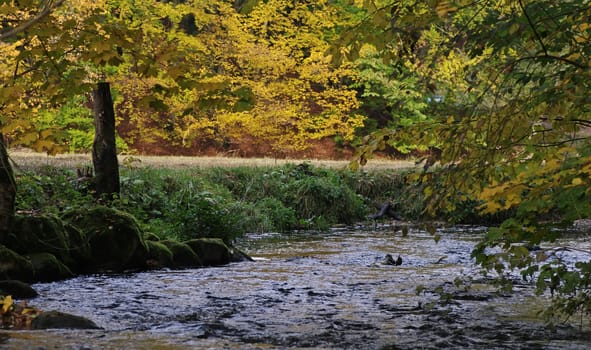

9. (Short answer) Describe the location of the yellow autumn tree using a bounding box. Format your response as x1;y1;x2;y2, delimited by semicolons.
117;0;364;156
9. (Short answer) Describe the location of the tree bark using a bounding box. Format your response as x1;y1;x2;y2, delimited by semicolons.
0;133;16;239
92;82;120;199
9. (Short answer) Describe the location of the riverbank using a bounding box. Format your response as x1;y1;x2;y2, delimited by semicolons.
12;157;425;239
5;152;489;283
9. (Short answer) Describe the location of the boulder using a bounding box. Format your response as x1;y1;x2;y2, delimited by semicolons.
31;310;101;330
143;232;161;242
5;214;70;262
27;253;74;282
145;241;173;269
62;206;149;272
62;222;92;272
161;240;202;268
0;245;34;282
229;245;254;262
184;238;231;266
0;280;38;299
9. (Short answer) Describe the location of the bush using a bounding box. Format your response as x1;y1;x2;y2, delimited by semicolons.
116;168;244;242
15;167;92;213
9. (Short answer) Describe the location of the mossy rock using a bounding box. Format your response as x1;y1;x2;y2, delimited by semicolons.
0;245;34;282
184;238;231;266
161;240;202;268
62;206;149;272
0;280;38;299
62;223;92;273
27;252;74;282
5;214;70;262
145;241;173;269
31;310;101;330
229;245;254;262
144;232;161;242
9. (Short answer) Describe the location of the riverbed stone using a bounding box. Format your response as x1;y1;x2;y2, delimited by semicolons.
146;240;174;268
27;252;74;282
0;245;34;282
0;280;38;299
184;238;231;266
61;206;149;272
31;310;101;330
161;240;202;268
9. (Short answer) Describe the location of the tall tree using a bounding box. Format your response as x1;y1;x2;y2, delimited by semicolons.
92;82;120;198
0;133;15;238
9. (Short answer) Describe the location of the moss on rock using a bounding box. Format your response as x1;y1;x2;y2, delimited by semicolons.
5;214;70;262
184;238;231;266
61;206;149;271
161;240;202;268
144;232;161;242
27;252;74;282
0;245;34;282
145;241;173;268
62;223;92;273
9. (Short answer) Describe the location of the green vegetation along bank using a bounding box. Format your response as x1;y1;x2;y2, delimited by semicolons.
2;160;496;285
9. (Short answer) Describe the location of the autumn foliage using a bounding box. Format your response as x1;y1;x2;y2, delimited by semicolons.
0;0;364;157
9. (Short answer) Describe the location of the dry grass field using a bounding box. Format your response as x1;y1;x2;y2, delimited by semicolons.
8;149;416;171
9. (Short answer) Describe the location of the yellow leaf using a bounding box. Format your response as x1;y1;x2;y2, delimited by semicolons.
571;177;583;186
435;0;458;17
2;295;13;313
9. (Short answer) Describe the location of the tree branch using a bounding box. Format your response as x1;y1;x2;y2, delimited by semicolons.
519;0;548;56
0;0;66;41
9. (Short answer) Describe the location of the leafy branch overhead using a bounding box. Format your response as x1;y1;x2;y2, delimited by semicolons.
336;0;591;322
0;0;65;41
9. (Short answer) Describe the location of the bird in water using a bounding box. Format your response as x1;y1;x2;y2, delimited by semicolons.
382;254;402;266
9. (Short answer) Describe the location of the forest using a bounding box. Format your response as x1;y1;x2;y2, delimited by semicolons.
0;0;591;345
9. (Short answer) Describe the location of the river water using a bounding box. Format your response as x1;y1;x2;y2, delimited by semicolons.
2;224;591;349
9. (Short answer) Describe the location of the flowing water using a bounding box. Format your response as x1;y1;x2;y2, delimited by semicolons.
1;224;591;349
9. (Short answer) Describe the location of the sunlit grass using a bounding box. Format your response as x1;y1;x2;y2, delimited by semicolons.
9;149;416;171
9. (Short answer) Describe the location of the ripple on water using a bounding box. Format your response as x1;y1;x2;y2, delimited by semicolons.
2;226;588;349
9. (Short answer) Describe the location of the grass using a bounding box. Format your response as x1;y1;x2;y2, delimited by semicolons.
8;149;416;171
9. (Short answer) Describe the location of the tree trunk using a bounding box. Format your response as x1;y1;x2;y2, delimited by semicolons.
0;133;16;239
92;82;120;199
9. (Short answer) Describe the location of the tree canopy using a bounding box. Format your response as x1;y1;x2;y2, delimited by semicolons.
340;0;591;321
0;0;363;156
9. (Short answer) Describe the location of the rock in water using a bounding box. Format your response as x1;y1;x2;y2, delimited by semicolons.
381;254;402;266
0;280;38;299
31;311;101;330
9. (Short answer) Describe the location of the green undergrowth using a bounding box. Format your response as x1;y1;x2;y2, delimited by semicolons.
14;162;481;242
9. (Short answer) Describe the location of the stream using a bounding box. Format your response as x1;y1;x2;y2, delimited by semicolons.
2;224;591;349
